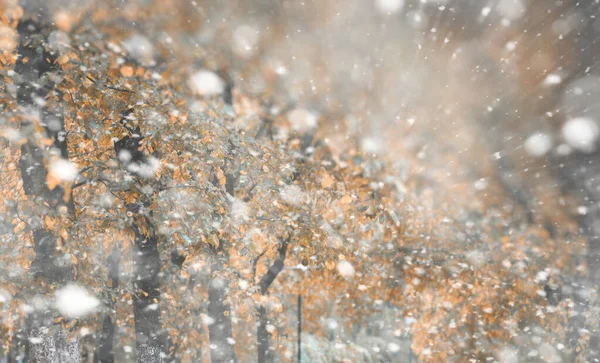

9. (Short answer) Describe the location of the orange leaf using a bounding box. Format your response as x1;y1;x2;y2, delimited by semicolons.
340;195;353;204
321;174;334;188
47;173;59;191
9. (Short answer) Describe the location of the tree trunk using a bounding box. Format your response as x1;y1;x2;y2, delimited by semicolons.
113;113;166;362
208;246;237;363
256;237;288;363
15;13;79;362
256;305;273;363
131;215;164;363
95;246;121;363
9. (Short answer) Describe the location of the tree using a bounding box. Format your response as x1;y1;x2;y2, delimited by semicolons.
12;12;79;363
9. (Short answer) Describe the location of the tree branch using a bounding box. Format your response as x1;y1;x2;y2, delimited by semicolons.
258;236;289;295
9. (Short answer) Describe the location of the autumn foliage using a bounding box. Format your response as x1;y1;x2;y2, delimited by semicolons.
0;0;595;362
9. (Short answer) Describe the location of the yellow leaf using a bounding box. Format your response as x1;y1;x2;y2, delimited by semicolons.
40;138;54;146
340;195;353;204
13;222;24;234
321;174;334;188
63;183;72;203
60;227;69;241
57;54;69;65
216;168;226;186
120;66;134;77
44;215;55;230
47;173;59;191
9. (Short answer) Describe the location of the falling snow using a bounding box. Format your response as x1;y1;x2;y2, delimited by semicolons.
49;159;78;182
188;69;226;96
2;1;600;362
562;117;599;153
54;285;100;318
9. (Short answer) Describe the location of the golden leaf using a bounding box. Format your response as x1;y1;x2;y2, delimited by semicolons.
57;54;69;65
120;66;134;77
340;195;353;204
321;174;334;188
326;260;335;270
47;173;59;191
216;168;226;186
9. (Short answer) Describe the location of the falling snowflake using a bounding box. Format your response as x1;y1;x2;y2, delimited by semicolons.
55;285;99;318
188;69;225;96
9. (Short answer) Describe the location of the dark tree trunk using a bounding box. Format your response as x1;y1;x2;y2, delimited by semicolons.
95;246;121;363
256;305;273;363
114;114;166;362
15;13;79;362
131;214;164;363
208;246;237;363
256;237;288;363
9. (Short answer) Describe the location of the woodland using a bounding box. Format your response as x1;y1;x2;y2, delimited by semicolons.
1;0;599;362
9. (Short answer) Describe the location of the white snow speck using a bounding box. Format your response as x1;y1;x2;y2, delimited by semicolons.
0;289;11;303
121;34;155;67
524;132;552;157
497;347;519;363
375;0;405;14
266;324;276;333
539;343;561;363
336;260;355;278
230;198;249;223
280;184;305;206
505;41;517;52
535;270;549;282
145;303;159;311
327;319;338;330
404;316;416;327
238;279;249;290
388;342;401;353
188;69;225;96
474;178;488;191
128;156;161;179
275;65;288;75
361;136;384;154
233;25;259;58
201;314;216;326
226;337;236;345
287;108;318;132
497;0;525;21
55;285;99;318
28;337;44;344
48;30;70;52
118;149;132;163
1;128;23;143
562;117;599;153
50;159;78;182
543;74;562;86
